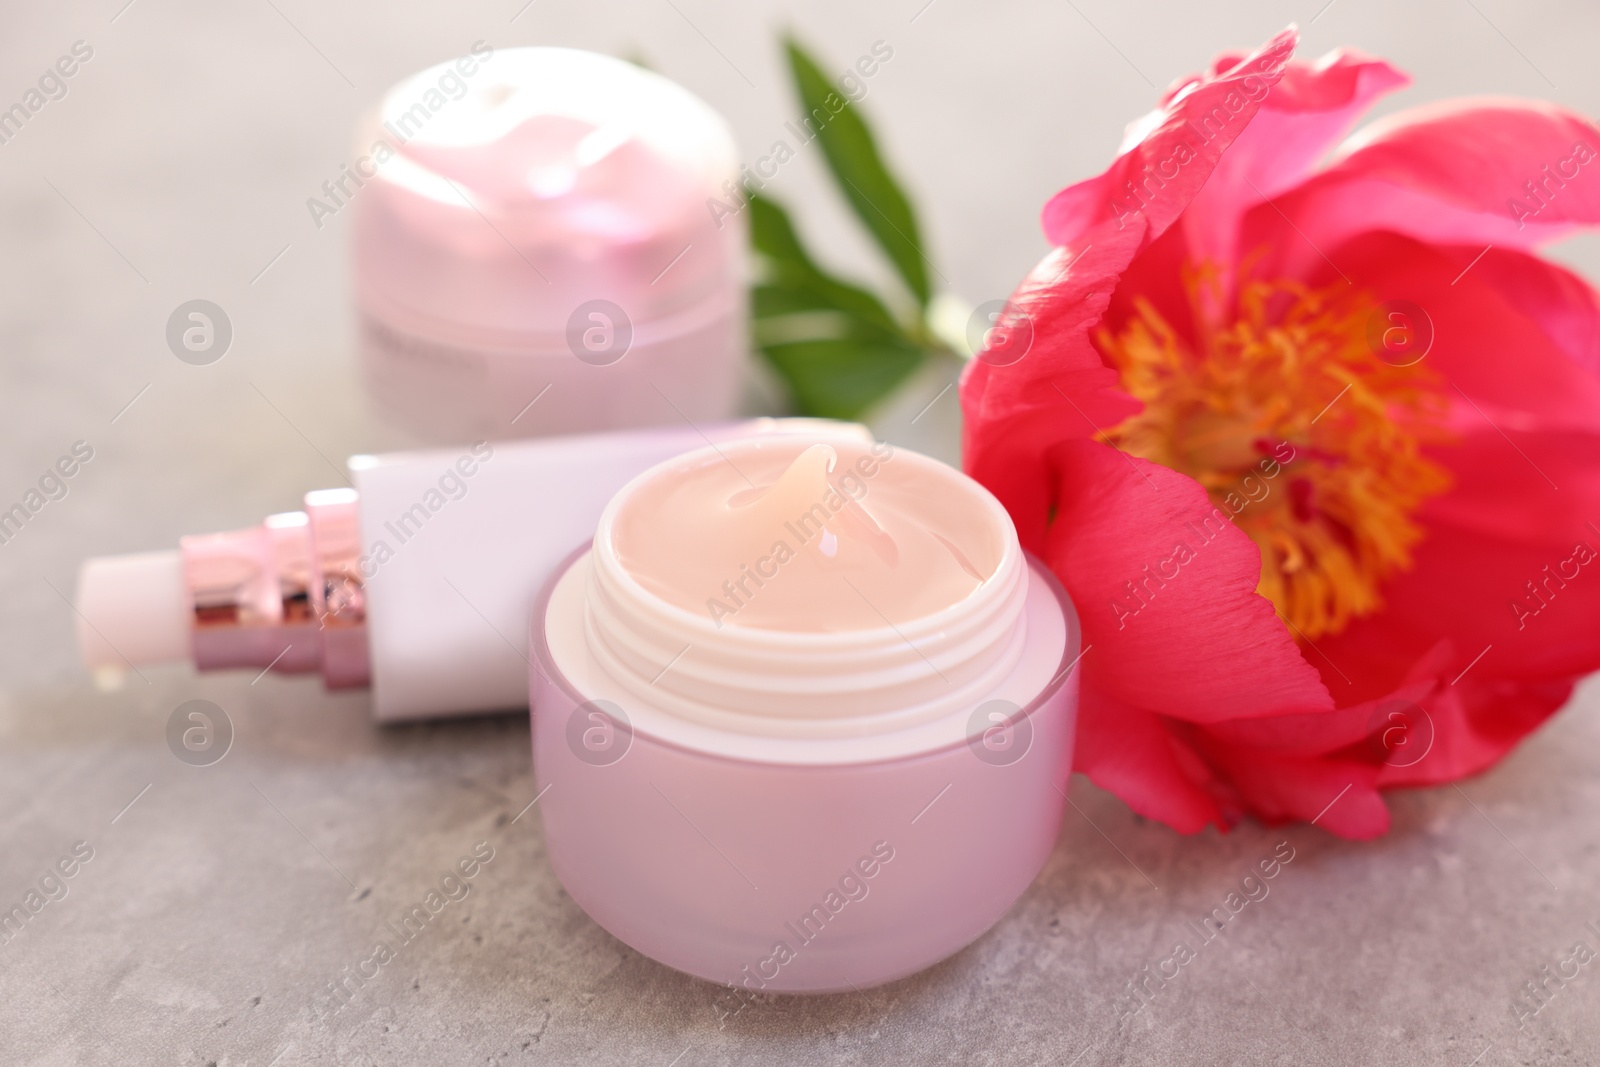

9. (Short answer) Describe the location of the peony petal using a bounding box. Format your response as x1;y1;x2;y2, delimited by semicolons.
1202;679;1436;757
1043;438;1333;722
1100;215;1204;353
1041;28;1298;248
1423;428;1600;546
1280;231;1600;435
1073;686;1223;834
1181;49;1409;274
1197;742;1390;839
1203;641;1575;794
1317;516;1600;705
1275;229;1600;548
1240;99;1600;282
964;28;1300;553
1376;676;1574;788
1458;245;1600;380
960;243;1144;551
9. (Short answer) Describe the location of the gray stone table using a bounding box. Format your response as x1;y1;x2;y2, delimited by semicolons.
4;0;1600;1063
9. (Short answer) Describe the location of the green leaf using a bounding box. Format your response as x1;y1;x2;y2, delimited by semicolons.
759;336;927;421
782;35;932;308
748;193;900;335
746;192;926;418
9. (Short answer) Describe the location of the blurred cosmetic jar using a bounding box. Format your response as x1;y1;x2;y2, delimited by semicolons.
351;46;745;441
529;433;1081;992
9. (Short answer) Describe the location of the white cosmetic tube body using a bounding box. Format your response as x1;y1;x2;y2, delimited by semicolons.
76;420;868;721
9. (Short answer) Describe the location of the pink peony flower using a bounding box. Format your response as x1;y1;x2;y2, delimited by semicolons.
960;27;1600;838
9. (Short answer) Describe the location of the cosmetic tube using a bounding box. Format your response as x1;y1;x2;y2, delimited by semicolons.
75;420;863;721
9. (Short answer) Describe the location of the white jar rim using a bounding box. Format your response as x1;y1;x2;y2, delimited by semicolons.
537;545;1077;763
580;436;1034;739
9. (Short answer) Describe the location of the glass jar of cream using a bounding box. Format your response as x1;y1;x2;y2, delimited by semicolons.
530;433;1081;992
351;47;745;441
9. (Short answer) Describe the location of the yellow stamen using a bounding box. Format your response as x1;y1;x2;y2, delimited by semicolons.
1095;267;1452;640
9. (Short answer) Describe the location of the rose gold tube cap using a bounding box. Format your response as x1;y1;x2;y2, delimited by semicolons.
72;489;369;691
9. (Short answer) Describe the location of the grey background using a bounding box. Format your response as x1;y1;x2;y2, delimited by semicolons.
3;0;1600;1063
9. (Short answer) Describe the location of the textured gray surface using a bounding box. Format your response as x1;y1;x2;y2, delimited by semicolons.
4;1;1600;1064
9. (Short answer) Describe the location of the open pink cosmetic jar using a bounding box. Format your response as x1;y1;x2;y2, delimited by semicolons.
530;432;1081;993
351;47;744;440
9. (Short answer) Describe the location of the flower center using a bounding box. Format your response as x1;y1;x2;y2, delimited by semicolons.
1094;270;1452;640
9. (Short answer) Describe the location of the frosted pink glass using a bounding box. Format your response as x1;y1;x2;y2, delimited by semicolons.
351;48;744;441
529;548;1080;993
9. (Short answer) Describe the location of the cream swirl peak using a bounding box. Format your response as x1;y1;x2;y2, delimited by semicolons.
607;436;1007;632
